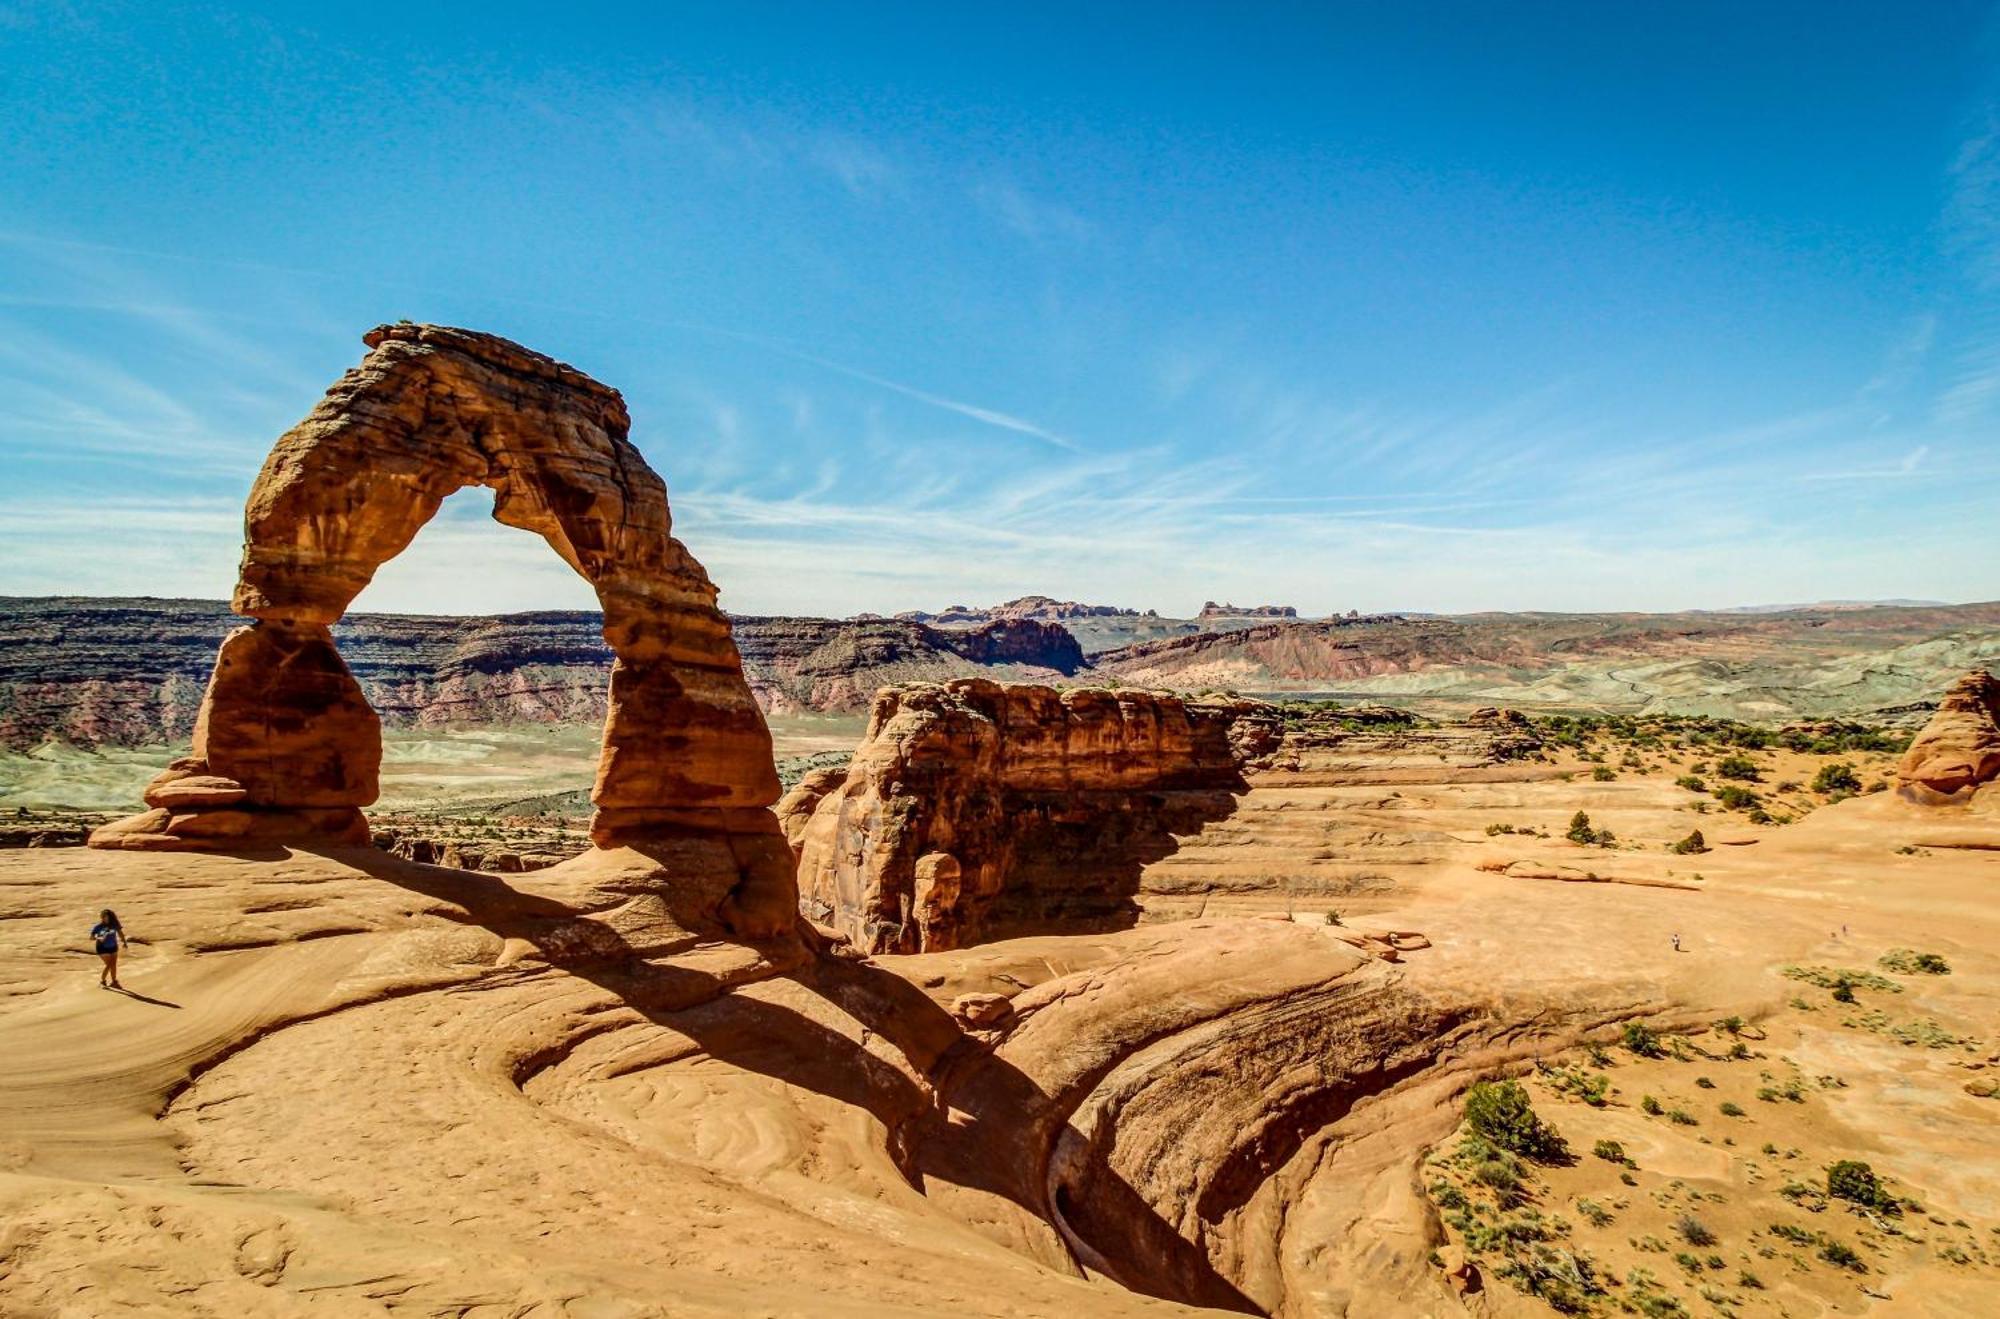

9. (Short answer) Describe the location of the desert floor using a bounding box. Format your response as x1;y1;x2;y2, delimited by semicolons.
2;739;1996;1316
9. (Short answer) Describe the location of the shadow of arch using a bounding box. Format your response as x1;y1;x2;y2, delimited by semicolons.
336;844;1264;1314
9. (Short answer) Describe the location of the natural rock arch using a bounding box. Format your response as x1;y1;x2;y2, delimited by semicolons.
92;324;796;937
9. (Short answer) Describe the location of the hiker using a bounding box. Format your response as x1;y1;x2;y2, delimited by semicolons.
1671;932;1681;953
90;908;125;989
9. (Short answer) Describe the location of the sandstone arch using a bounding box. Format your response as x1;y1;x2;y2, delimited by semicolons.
91;324;795;937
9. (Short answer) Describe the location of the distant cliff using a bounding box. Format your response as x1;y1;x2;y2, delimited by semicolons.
0;598;1086;749
1197;601;1298;620
893;594;1157;626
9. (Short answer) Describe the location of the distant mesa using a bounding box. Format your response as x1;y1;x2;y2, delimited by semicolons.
1898;668;2000;799
893;594;1156;626
1197;601;1298;619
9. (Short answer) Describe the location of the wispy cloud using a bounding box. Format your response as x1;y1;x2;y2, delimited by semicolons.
1800;444;1932;483
970;179;1094;245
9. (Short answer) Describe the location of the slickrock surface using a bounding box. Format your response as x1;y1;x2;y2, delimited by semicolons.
781;679;1277;953
1898;668;2000;798
8;742;1996;1316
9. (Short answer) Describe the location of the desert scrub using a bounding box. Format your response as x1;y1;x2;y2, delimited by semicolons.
1591;1138;1631;1165
1719;1101;1744;1117
1817;1237;1866;1272
1463;1080;1569;1160
1548;1066;1611;1107
1621;1022;1666;1057
1674;1214;1717;1246
1666;828;1708;854
1877;948;1950;975
1575;1197;1615;1226
1591;765;1616;781
1715;754;1761;781
1782;965;1898;993
1674;774;1707;792
1825;1160;1896;1212
1847;1010;1976;1049
1713;784;1760;810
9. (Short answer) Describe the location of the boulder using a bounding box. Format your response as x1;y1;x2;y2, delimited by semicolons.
1898;669;2000;798
951;992;1015;1029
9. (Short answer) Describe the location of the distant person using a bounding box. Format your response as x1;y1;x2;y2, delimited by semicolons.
1671;932;1681;953
90;908;125;989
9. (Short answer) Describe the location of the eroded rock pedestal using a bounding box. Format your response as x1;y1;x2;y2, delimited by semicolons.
90;324;794;939
1898;668;2000;801
779;678;1276;953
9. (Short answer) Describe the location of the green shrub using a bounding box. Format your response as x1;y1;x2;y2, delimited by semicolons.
1714;784;1760;810
1667;828;1709;854
1641;1094;1664;1115
1720;1101;1745;1117
1463;1080;1568;1161
1623;1022;1665;1057
1826;1160;1888;1209
1566;810;1597;845
1694;1076;1715;1089
1878;948;1951;975
1768;1222;1814;1245
1812;762;1861;794
1592;765;1616;781
1591;1138;1627;1164
1675;774;1707;792
1818;1237;1866;1272
1716;754;1761;781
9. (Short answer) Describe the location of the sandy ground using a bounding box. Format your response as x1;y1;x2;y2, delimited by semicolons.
1;749;1996;1316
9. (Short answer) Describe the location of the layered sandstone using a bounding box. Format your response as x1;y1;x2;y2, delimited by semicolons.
88;324;795;940
779;679;1276;953
1898;668;2000;798
0;597;1087;748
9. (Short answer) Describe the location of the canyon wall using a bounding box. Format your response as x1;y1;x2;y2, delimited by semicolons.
0;599;1083;749
779;679;1279;953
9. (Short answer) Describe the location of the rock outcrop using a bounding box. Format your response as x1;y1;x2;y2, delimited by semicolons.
89;324;795;939
779;679;1273;953
1898;669;2000;798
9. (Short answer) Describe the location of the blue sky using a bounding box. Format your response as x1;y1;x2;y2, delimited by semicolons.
2;2;1997;618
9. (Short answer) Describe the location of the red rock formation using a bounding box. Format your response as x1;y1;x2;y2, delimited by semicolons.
90;325;794;939
1898;669;2000;798
778;679;1273;953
